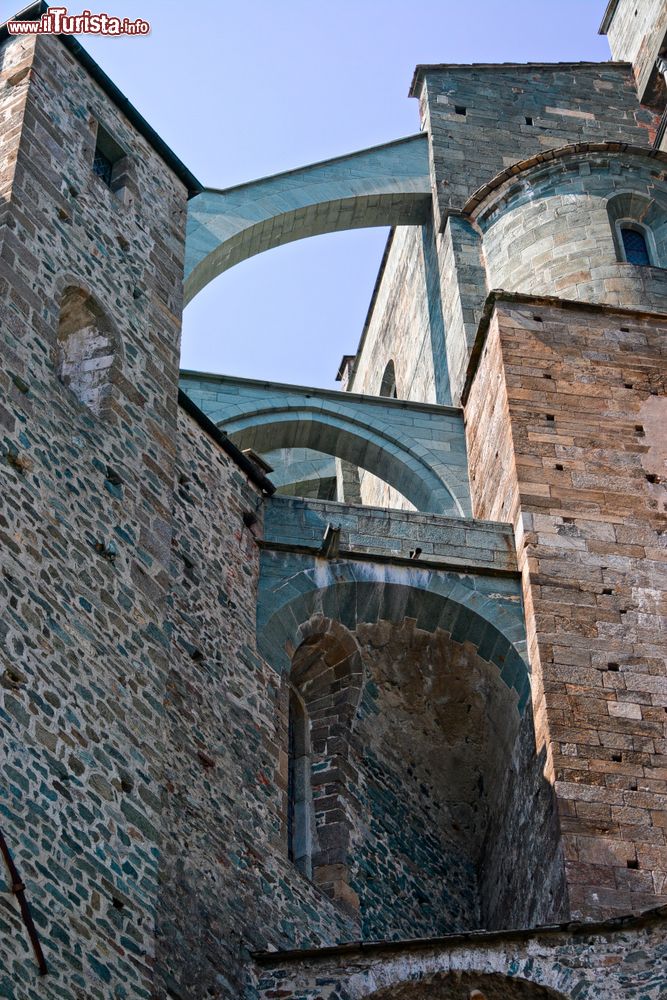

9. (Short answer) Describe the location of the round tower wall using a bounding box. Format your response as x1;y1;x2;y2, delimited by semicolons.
472;152;667;310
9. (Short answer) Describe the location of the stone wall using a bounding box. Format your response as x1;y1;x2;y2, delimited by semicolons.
0;31;187;1000
472;149;667;312
414;63;656;223
348;225;448;408
253;906;667;999
603;0;667;105
465;294;667;921
156;410;355;999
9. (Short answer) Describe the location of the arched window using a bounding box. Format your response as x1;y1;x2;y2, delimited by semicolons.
620;225;651;265
283;619;363;912
606;192;666;269
287;688;313;877
379;359;398;398
56;287;117;416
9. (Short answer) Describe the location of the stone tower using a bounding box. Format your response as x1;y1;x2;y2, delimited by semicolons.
1;2;666;999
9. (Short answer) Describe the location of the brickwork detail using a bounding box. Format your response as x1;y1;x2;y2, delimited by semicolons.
465;297;667;920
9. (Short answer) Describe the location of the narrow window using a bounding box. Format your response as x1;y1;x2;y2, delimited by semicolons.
379;359;398;399
621;226;651;266
287;689;312;876
92;122;126;190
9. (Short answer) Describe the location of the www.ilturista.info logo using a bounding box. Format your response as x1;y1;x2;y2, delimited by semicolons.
7;6;150;35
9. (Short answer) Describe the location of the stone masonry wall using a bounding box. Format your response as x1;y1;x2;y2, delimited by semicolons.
604;0;667;104
0;32;187;1000
347;223;451;509
465;296;667;921
415;63;657;223
411;62;660;403
157;409;356;1000
254;907;667;999
473;150;667;312
349;225;447;408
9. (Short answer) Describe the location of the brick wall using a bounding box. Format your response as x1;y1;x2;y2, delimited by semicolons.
465;295;667;920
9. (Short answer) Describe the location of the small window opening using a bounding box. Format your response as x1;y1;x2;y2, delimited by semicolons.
620;226;651;266
92;122;127;190
379;359;398;399
525;116;534;126
455;105;467;116
287;689;312;877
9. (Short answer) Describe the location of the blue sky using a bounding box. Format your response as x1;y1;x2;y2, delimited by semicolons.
12;1;612;387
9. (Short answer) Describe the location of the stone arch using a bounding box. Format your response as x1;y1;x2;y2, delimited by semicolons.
606;189;667;266
222;408;465;516
462;141;667;217
258;566;529;709
257;562;567;936
362;970;572;999
55;285;120;417
282;617;364;912
183;133;431;303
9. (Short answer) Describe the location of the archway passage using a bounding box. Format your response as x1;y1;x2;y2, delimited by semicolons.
364;972;572;999
183;134;431;303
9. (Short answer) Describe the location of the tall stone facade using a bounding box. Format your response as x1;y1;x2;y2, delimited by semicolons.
0;3;666;1000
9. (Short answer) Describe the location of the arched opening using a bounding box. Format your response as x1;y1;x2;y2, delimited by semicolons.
56;286;117;416
379;359;398;398
364;970;572;999
606;191;667;268
221;411;464;516
261;575;565;938
282;618;363;913
287;687;313;877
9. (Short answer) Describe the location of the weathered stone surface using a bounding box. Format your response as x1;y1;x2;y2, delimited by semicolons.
2;5;667;1000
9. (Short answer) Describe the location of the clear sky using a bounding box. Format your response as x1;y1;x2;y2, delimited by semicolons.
8;1;612;388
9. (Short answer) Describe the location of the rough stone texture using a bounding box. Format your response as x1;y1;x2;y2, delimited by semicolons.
2;6;667;1000
0;31;187;1000
156;410;355;1000
253;906;667;999
263;496;518;573
348;225;448;407
602;0;667;105
413;63;658;224
473;148;667;312
465;296;667;921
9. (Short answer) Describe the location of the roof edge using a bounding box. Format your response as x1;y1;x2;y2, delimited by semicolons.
461;290;667;407
409;59;631;98
177;388;276;495
252;903;667;966
599;0;622;35
0;2;202;198
463;141;666;218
